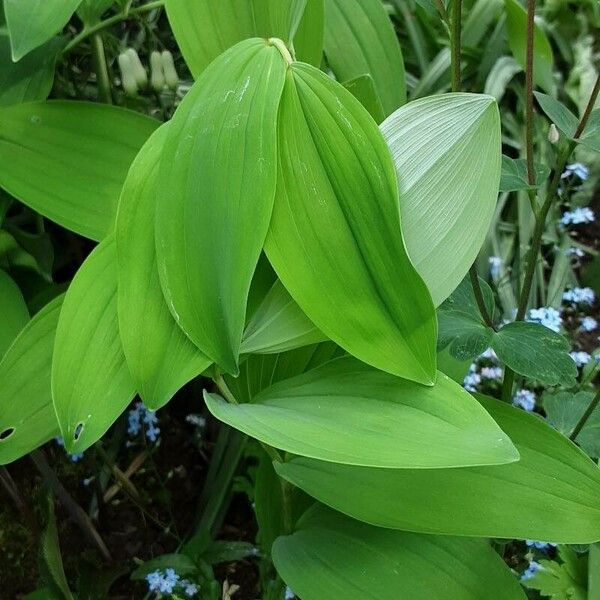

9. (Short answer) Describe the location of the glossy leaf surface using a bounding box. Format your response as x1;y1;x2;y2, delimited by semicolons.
156;39;286;373
273;504;526;600
0;296;62;464
116;125;211;410
206;356;518;468
0;269;29;358
0;101;158;240
276;395;600;543
323;0;406;116
381;93;501;306
52;237;136;453
265;63;437;384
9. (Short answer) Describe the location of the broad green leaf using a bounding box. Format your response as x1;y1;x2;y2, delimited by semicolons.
438;311;494;361
207;356;517;468
342;74;385;123
52;236;136;453
381;93;502;306
323;0;406;116
500;155;550;192
534;92;578;137
77;0;114;25
240;280;326;355
0;268;29;357
579;109;600;153
491;322;577;387
273;504;527;600
165;0;322;78
276;395;600;543
544;391;600;458
590;543;600;599
116;124;211;410
0;295;62;464
4;0;82;60
155;39;286;374
265;63;436;384
0;34;63;106
504;0;554;93
0;101;158;240
525;546;587;600
255;450;285;553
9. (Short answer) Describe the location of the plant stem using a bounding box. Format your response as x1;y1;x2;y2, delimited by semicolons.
500;73;600;401
62;0;165;54
450;0;461;93
0;466;39;535
213;373;283;464
91;33;112;104
435;0;449;24
570;388;600;442
469;265;496;330
524;0;536;189
30;449;112;561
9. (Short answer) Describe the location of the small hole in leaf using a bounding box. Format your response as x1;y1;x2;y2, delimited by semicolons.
73;423;84;441
0;427;15;441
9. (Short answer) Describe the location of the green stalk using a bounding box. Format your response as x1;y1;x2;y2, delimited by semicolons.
570;388;600;442
91;33;112;104
62;0;165;54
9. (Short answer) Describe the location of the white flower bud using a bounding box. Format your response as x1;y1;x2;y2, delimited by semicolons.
548;123;560;144
161;50;179;90
150;50;166;92
126;47;148;88
117;52;138;97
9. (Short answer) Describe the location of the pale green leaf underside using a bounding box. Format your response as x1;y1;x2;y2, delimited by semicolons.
0;295;62;464
166;0;323;78
276;395;600;543
265;63;437;384
116;124;211;410
206;356;518;468
155;39;287;374
4;0;82;60
0;101;159;240
381;93;502;306
323;0;406;116
273;504;526;600
0;269;29;358
52;236;136;453
240;279;326;355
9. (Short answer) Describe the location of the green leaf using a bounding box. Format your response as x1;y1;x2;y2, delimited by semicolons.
491;322;577;387
580;109;600;153
0;268;29;358
275;395;600;543
544;391;600;458
255;450;285;553
52;236;136;453
116;124;211;410
273;504;527;600
4;0;82;60
381;93;501;306
131;554;198;579
500;155;550;192
166;0;322;78
206;356;517;468
265;62;436;384
342;74;385;123
77;0;114;25
525;546;587;600
323;0;406;116
589;543;600;598
0;34;63;106
156;40;286;374
240;280;326;355
504;0;554;93
0;295;62;465
484;56;523;102
0;101;158;240
534;92;578;137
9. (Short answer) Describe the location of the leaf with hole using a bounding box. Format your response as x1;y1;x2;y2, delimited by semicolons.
272;504;526;600
323;0;406;116
276;395;600;543
265;62;436;384
116;124;211;410
0;101;159;240
52;236;136;454
206;356;518;468
0;295;62;465
381;93;501;306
